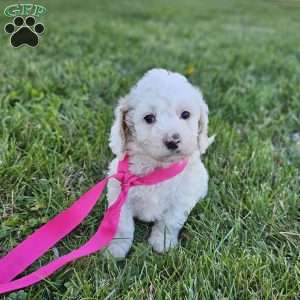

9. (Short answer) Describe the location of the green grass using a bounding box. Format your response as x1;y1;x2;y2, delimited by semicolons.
0;0;300;299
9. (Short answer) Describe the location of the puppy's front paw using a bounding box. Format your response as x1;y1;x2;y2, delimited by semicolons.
104;239;132;259
148;230;178;253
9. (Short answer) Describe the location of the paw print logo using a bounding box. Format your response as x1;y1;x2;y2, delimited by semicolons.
4;16;45;48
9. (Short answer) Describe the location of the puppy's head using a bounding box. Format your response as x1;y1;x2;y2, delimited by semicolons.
109;69;214;161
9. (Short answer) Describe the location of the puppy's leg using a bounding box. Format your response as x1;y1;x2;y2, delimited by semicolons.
105;206;134;258
105;178;134;258
148;207;189;253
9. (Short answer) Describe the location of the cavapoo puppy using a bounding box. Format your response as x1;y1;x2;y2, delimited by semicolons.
106;68;214;257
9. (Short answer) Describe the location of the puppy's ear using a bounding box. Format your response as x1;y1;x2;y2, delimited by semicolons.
109;96;129;157
198;99;215;155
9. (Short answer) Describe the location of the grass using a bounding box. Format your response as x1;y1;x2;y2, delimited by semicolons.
0;0;300;299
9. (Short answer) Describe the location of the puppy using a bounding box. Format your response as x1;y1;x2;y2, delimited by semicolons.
106;69;214;257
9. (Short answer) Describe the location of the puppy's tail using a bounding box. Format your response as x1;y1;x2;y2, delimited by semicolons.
201;134;215;155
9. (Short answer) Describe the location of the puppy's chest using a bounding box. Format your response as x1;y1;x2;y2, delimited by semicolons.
127;182;177;222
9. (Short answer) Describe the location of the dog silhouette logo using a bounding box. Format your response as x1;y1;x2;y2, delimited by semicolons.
3;4;46;48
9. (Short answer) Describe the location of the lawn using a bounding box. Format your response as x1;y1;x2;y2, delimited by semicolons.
0;0;300;299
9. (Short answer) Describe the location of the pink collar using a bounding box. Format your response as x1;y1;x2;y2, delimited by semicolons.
0;155;188;294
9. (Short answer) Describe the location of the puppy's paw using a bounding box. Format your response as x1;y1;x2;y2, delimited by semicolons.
148;231;178;253
104;239;132;259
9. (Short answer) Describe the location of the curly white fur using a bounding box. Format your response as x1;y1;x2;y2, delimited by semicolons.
106;69;214;257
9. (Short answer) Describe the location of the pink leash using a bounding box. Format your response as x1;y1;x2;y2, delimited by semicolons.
0;155;187;294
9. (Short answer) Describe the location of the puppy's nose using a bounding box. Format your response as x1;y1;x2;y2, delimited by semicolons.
164;133;181;150
165;141;179;150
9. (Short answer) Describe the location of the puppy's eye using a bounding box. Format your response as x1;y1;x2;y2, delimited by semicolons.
181;111;190;119
144;114;156;124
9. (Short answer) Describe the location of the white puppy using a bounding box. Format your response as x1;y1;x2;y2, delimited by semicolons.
106;68;214;257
